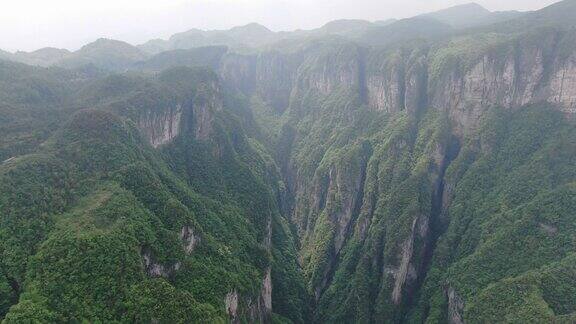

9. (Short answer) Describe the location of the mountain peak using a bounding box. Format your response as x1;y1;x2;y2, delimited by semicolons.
230;23;272;34
455;2;490;11
428;2;491;17
78;38;144;55
423;2;493;28
320;19;374;31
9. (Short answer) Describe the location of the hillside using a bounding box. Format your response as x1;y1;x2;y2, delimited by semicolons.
0;65;309;323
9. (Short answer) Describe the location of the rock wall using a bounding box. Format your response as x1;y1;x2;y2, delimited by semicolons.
138;105;183;148
218;30;576;135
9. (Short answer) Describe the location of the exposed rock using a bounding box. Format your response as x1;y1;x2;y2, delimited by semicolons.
141;249;180;278
138;105;183;147
366;59;404;113
261;268;272;312
224;269;272;324
179;226;199;254
429;33;576;135
225;290;239;321
255;51;301;113
293;44;363;103
447;286;465;324
192;81;223;141
391;215;428;304
295;145;371;300
549;52;576;114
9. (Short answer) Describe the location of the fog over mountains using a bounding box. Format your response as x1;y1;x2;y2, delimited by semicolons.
0;3;539;67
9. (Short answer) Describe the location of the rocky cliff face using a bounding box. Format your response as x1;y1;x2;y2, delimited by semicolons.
218;30;576;133
138;105;183;147
428;30;576;135
122;24;576;323
208;29;576;323
135;77;223;148
366;49;428;115
297;144;371;299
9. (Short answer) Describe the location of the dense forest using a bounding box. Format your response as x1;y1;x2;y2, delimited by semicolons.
1;1;576;323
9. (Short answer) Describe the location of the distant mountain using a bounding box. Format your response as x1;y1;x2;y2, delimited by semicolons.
374;18;398;26
358;16;454;47
58;38;148;70
490;0;576;31
13;47;71;67
139;23;278;55
314;19;375;37
135;46;229;72
138;19;404;55
423;3;491;27
423;2;525;28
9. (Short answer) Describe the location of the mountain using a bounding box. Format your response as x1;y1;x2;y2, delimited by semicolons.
137;17;450;56
139;23;278;55
374;18;398;26
424;3;491;27
134;46;229;72
57;38;149;70
490;0;576;32
0;64;309;323
13;48;71;67
1;0;576;323
314;19;376;37
358;16;454;46
422;3;526;29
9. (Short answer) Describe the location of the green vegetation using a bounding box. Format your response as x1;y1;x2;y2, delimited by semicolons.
0;65;308;322
410;105;576;323
1;2;576;322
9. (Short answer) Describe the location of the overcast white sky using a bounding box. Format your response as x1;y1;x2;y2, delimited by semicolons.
0;0;560;52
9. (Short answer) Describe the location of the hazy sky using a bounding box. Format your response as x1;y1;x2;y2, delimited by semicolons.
0;0;560;52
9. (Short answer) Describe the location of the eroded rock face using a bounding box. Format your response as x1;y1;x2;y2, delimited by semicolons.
367;63;404;113
138;105;183;147
429;33;576;135
255;52;301;114
192;81;223;141
179;226;198;254
549;52;576;114
294;145;371;299
366;51;427;115
156;30;576;321
261;268;272;312
225;290;239;322
430;48;545;136
292;44;364;106
224;269;272;324
391;216;429;305
447;286;465;324
141;249;180;278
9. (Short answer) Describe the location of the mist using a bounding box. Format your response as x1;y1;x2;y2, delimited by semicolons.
0;0;561;52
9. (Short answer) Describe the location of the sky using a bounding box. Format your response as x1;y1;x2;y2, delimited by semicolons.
0;0;561;52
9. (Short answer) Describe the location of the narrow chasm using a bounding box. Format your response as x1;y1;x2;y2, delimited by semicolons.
405;135;461;320
319;142;373;299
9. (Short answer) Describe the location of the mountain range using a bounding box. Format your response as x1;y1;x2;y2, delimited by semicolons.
1;1;576;323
